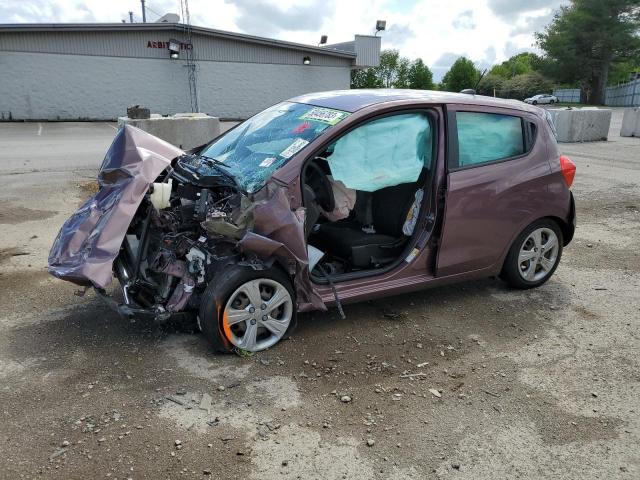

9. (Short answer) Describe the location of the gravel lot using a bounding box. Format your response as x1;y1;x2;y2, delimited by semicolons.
0;110;638;479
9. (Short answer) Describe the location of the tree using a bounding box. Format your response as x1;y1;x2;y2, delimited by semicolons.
378;49;401;87
609;60;640;84
441;57;481;92
349;50;435;90
501;73;554;100
476;73;506;96
408;59;434;89
489;52;541;79
536;0;640;104
395;57;411;88
351;68;383;89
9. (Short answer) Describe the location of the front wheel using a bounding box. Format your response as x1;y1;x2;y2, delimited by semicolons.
199;266;297;353
501;219;563;289
532;100;538;105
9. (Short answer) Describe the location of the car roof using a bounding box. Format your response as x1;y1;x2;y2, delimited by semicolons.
288;89;542;115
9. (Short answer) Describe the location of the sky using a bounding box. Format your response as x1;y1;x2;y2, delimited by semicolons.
0;0;569;81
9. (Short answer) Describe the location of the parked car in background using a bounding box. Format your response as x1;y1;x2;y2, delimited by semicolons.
524;94;559;105
49;90;576;353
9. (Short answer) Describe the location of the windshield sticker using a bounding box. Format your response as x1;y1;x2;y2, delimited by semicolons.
292;122;311;134
280;138;309;159
259;157;276;168
300;107;349;126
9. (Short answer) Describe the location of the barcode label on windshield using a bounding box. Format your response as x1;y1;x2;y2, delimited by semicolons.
280;138;309;159
300;107;349;125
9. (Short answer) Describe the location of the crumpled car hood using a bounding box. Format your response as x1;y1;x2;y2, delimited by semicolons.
48;125;184;288
48;125;325;312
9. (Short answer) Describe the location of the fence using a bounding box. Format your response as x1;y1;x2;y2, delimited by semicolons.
605;79;640;107
552;88;581;103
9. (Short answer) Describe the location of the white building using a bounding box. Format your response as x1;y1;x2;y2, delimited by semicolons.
0;22;380;120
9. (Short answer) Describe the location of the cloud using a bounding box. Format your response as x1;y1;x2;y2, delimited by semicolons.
452;10;476;29
431;51;467;82
0;0;183;23
0;0;96;22
510;11;556;36
487;0;564;21
433;52;465;68
504;40;532;58
229;0;334;37
0;0;567;79
477;45;497;71
383;23;416;49
430;47;500;81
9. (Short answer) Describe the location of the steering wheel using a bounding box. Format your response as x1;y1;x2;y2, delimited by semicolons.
304;161;335;213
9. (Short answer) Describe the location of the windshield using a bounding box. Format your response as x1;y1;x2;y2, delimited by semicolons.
188;102;350;193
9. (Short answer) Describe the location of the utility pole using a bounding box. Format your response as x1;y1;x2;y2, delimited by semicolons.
128;11;134;23
180;0;199;112
141;0;147;23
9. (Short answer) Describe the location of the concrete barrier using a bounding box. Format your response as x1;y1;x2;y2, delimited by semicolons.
546;107;612;143
118;113;221;150
620;108;640;137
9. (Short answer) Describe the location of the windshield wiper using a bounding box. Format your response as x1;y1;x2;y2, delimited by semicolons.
196;155;241;190
177;154;240;190
198;154;231;168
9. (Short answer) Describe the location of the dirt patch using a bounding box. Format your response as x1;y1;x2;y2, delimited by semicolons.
0;247;30;264
0;205;57;224
572;305;600;320
1;112;639;479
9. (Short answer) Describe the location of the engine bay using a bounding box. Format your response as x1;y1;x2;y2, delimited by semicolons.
115;154;255;320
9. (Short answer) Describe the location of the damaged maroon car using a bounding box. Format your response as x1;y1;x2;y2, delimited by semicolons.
49;90;576;353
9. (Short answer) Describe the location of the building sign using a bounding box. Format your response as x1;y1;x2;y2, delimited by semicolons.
147;40;192;50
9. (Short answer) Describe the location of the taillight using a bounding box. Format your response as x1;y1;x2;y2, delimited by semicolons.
560;155;576;188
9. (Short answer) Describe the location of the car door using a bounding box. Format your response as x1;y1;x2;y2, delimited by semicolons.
435;105;551;277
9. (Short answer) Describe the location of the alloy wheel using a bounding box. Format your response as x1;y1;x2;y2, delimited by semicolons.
517;227;559;282
222;278;293;352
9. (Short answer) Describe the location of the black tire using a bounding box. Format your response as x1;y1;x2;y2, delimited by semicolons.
532;100;538;105
199;265;297;353
501;219;563;289
549;99;555;104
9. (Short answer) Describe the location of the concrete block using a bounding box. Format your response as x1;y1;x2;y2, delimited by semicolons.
546;108;612;143
117;113;221;150
620;108;640;137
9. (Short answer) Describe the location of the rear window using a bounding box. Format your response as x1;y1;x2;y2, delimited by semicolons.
456;112;525;167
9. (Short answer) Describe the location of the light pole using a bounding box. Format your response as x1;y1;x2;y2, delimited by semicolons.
140;0;147;23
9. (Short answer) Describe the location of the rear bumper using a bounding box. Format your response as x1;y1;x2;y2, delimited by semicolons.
564;191;576;245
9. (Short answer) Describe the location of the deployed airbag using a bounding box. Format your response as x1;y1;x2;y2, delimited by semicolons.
327;113;430;191
456;112;524;165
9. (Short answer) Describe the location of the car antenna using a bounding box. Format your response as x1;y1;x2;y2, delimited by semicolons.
474;68;487;91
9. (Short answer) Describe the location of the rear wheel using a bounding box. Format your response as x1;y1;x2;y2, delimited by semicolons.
501;219;563;289
199;266;297;353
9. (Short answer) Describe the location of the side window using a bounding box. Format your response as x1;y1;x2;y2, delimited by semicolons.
326;112;432;192
456;112;525;167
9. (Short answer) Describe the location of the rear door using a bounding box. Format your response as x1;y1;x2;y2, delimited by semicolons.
435;105;551;277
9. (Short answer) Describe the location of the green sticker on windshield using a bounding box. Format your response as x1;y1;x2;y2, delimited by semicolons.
300;107;349;125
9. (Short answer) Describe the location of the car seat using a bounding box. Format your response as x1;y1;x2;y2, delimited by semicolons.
311;179;422;268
